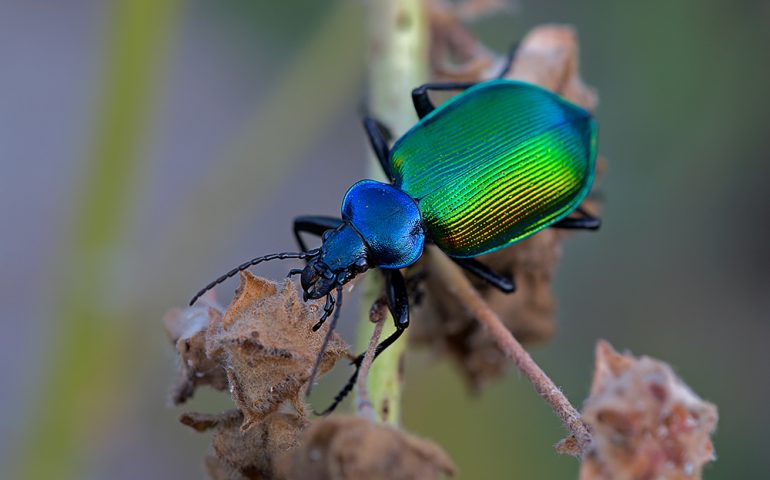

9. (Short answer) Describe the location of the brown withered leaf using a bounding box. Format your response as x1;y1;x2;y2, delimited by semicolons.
278;416;456;480
181;410;308;480
578;341;718;480
163;291;228;404
206;272;351;429
409;17;605;389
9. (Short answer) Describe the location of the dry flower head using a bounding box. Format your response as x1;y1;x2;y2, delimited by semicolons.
163;290;228;404
206;272;351;429
578;341;718;480
278;415;456;480
181;410;308;480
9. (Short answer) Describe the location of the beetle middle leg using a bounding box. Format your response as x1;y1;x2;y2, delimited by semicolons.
315;268;410;415
363;117;394;181
411;82;478;119
293;215;344;252
550;207;601;230
411;43;519;119
452;257;516;293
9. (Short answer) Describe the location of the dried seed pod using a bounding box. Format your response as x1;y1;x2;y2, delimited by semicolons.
409;17;605;389
278;416;456;480
180;410;308;480
578;341;718;480
163;291;228;404
206;272;351;429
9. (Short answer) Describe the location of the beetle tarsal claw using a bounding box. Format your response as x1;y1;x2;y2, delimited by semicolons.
311;293;336;331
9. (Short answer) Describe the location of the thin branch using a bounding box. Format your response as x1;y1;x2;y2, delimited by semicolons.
424;246;592;455
356;299;388;421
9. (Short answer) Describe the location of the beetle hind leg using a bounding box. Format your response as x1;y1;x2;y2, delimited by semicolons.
452;257;516;293
495;42;519;79
551;207;601;230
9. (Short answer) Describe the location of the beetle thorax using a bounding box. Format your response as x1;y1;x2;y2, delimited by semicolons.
341;180;426;269
300;225;369;300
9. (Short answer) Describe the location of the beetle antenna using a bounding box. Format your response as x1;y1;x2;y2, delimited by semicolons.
305;284;343;397
189;249;319;306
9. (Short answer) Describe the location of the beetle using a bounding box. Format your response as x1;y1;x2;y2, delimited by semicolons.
190;64;600;413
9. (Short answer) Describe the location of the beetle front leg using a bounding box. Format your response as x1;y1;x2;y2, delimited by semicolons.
292;215;344;252
550;207;601;231
315;268;410;415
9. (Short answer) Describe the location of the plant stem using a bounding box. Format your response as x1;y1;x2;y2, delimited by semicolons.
424;247;593;455
356;0;428;425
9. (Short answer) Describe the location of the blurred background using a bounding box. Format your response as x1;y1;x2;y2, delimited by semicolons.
2;0;769;478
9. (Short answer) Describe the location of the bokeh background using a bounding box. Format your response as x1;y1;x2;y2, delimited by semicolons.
2;0;769;478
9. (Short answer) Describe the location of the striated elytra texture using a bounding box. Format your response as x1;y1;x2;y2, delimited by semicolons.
391;79;597;258
408;21;604;388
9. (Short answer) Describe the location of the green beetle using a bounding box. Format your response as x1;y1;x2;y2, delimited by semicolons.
192;76;599;414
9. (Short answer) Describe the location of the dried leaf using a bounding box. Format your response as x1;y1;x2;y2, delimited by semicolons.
578;341;718;480
278;416;456;480
410;17;606;388
206;272;351;429
508;25;598;109
163;291;228;404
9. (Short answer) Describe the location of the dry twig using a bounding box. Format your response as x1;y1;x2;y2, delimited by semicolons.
356;300;388;420
424;247;592;455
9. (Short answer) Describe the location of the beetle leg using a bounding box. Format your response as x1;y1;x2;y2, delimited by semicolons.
411;82;478;119
363;117;394;180
293;216;344;252
315;268;410;416
311;292;336;332
452;257;516;294
410;44;519;119
551;207;601;230
495;42;519;79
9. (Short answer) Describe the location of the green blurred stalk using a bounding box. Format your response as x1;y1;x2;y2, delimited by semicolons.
12;0;180;478
356;0;428;425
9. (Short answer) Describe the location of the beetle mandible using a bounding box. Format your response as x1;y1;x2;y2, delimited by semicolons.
190;60;600;413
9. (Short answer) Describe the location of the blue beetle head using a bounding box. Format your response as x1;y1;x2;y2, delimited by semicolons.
299;180;425;300
299;224;370;300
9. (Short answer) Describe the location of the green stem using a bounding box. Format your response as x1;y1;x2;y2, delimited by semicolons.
11;1;180;479
356;0;428;425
